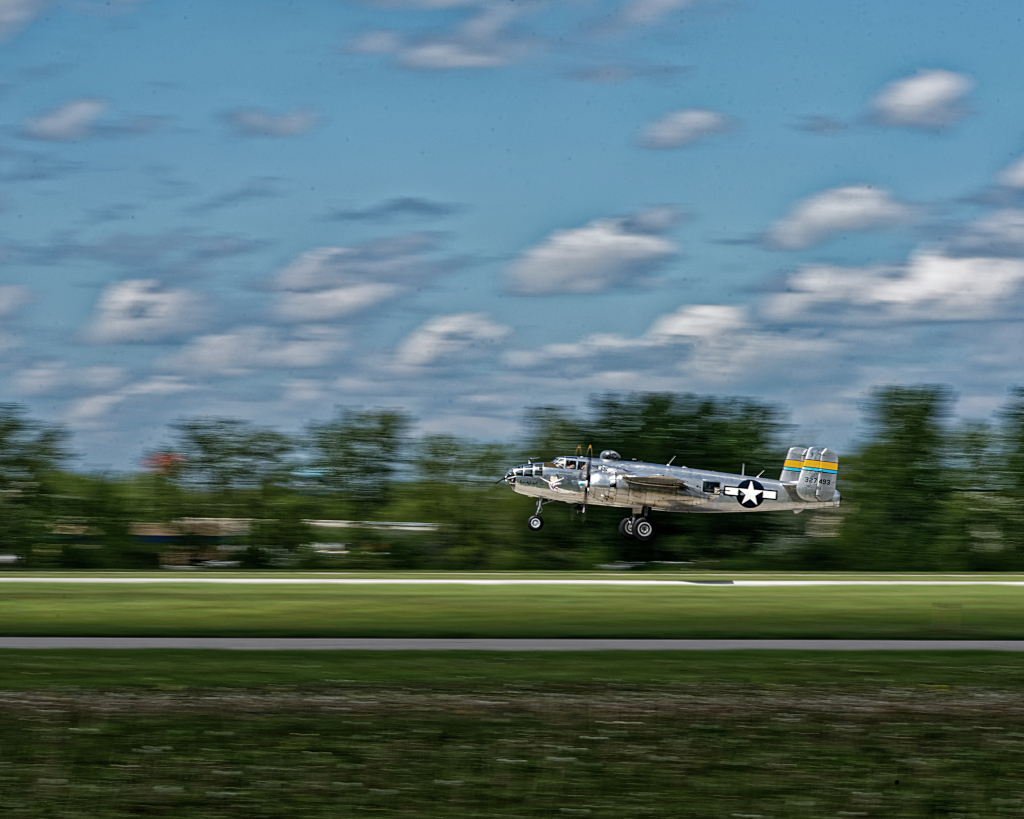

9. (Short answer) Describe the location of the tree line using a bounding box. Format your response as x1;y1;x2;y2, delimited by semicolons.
2;385;1024;571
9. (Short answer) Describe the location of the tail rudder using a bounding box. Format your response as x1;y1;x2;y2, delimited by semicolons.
813;448;839;501
796;447;839;502
780;446;807;482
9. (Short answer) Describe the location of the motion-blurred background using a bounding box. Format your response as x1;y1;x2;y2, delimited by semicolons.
3;384;1023;571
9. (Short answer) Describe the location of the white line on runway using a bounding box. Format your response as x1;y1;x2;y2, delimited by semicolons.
2;577;1024;586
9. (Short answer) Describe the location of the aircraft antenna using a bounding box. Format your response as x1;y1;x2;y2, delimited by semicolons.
667;456;676;466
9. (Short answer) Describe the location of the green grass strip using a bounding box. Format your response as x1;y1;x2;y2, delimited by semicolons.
0;582;1019;637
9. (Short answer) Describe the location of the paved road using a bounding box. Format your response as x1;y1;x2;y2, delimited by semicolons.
3;638;1024;650
4;577;1024;586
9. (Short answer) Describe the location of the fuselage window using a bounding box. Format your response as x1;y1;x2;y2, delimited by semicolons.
703;481;721;495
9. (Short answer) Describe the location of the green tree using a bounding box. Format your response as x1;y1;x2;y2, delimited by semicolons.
306;408;411;512
402;435;524;569
991;388;1024;562
146;418;299;563
834;385;955;570
0;404;70;564
51;473;161;569
168;418;295;496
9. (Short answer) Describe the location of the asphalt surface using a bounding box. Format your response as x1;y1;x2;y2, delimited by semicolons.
4;577;1024;585
3;638;1024;650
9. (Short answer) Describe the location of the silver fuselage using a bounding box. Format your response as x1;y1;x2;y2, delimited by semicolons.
503;455;840;514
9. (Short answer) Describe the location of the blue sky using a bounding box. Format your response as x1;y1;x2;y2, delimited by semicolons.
2;0;1024;469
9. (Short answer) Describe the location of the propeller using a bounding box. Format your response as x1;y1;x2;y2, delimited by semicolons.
583;443;593;514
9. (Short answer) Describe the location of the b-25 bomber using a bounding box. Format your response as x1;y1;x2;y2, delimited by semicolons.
503;446;839;541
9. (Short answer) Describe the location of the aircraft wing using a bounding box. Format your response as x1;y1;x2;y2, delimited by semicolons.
621;474;698;493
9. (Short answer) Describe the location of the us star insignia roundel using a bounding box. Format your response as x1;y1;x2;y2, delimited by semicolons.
723;479;778;508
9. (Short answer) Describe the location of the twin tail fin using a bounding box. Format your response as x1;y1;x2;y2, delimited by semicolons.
780;446;838;502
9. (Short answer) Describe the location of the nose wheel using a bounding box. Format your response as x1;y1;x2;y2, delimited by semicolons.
527;498;553;531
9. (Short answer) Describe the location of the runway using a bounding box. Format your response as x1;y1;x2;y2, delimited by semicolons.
4;637;1024;650
3;577;1024;586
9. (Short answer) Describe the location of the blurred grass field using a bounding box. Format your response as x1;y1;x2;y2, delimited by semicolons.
5;650;1024;818
0;576;1021;637
3;648;1024;689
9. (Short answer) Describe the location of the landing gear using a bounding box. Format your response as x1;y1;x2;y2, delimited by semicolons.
633;516;654;542
619;509;655;541
527;498;551;532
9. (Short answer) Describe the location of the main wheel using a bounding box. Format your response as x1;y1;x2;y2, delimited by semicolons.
633;516;654;542
618;517;635;539
528;515;544;531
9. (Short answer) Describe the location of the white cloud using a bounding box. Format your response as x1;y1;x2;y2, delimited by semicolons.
503;302;830;385
505;304;746;369
367;0;478;7
64;376;195;429
66;379;190;425
0;0;46;42
272;235;440;291
15;362;126;396
395;312;508;367
270;234;451;322
504;333;639;369
22;98;107;141
401;41;508;69
948;209;1024;258
350;30;403;54
222;108;319;137
283;378;328;403
0;330;18;355
763;249;1024;322
640;108;729;149
648;304;747;338
618;0;698;25
0;284;31;318
123;376;195;397
66;394;125;428
275;283;402;322
997;155;1024;189
766;185;913;250
166;325;345;376
506;208;678;296
83;279;206;344
870;69;973;129
352;4;531;70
